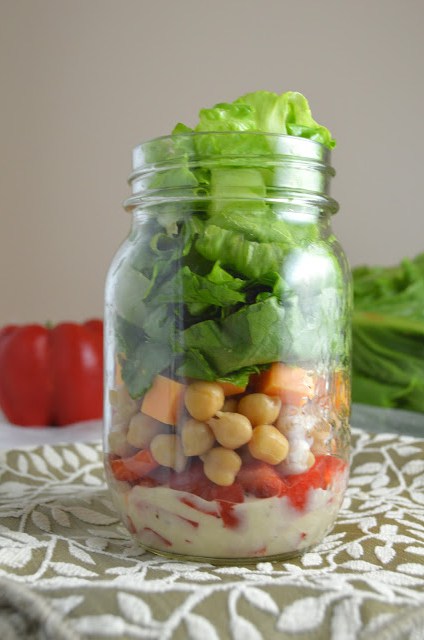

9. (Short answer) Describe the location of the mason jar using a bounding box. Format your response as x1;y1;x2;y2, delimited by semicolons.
104;132;352;563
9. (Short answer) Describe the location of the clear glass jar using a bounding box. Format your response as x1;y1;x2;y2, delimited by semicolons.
104;132;352;563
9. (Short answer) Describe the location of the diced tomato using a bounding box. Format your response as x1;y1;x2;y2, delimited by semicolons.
283;476;311;510
283;455;348;510
109;448;159;483
109;457;140;483
169;460;244;504
205;482;244;504
168;460;207;494
237;455;347;508
237;461;285;498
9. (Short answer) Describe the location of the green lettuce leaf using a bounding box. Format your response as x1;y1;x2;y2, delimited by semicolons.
209;168;268;215
114;262;150;327
150;263;246;310
120;341;172;398
195;225;293;279
235;90;335;148
195;102;257;133
179;297;286;376
116;90;340;397
180;90;335;149
207;202;294;244
352;254;424;412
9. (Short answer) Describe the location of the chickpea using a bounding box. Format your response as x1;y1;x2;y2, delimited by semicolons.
109;385;139;425
150;434;187;472
111;414;127;431
207;411;253;450
238;393;281;427
127;412;167;449
248;425;289;465
181;418;215;456
184;381;225;421
203;447;242;486
108;430;137;458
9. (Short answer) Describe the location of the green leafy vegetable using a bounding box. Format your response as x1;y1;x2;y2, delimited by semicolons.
115;90;342;398
179;297;286;376
207;201;294;244
120;341;172;399
195;225;292;279
175;90;335;149
150;263;246;311
196;102;257;133
352;253;424;412
235;91;335;148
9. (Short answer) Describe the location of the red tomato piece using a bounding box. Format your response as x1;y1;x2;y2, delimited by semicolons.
237;461;285;498
284;455;348;510
109;449;159;483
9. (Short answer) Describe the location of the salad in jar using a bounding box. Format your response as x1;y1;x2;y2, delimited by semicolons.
104;90;352;562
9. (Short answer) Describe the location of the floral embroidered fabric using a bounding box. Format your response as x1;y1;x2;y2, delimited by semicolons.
0;425;423;639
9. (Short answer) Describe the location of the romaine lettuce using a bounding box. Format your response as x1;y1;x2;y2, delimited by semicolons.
195;225;293;279
116;91;342;397
235;91;335;148
173;90;335;149
352;254;424;412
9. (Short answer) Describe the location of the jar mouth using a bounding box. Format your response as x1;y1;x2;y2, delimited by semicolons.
130;131;333;171
125;132;338;214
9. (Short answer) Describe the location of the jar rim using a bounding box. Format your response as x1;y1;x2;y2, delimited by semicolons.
125;132;338;215
131;131;332;173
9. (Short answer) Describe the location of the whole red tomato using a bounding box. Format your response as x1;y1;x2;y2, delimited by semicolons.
0;319;103;426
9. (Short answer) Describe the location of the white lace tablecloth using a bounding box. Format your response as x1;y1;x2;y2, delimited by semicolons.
0;410;424;640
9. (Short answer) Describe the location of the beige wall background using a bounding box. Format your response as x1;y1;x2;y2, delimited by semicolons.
1;0;423;325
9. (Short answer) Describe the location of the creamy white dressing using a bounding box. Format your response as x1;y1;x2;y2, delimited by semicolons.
109;468;347;559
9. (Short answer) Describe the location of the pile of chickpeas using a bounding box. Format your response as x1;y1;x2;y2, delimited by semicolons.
108;379;328;488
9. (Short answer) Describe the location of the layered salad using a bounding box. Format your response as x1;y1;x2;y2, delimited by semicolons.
104;90;351;561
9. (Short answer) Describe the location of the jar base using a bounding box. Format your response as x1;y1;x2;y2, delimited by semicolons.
134;538;329;566
110;458;348;566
